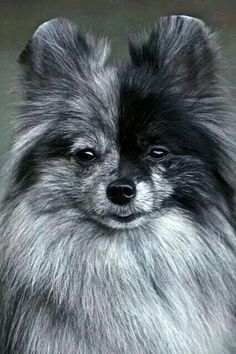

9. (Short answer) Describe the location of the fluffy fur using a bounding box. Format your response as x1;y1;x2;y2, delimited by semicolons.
0;16;235;353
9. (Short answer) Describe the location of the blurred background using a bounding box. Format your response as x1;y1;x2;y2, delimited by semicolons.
0;0;236;194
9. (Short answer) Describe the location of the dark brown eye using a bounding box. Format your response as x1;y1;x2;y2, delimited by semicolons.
73;149;97;163
147;146;169;161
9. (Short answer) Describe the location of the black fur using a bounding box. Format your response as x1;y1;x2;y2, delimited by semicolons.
0;16;235;353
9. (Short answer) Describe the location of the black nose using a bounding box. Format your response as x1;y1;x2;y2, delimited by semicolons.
107;179;136;205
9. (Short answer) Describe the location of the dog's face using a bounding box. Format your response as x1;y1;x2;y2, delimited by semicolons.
12;16;233;230
2;17;236;354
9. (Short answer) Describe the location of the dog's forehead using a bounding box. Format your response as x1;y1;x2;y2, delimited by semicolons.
88;66;120;127
117;68;166;151
88;66;159;127
67;66;119;130
67;65;162;149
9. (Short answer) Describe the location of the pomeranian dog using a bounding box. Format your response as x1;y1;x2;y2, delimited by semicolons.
0;15;235;353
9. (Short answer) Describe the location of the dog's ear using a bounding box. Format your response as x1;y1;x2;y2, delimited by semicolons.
129;16;219;91
19;18;110;83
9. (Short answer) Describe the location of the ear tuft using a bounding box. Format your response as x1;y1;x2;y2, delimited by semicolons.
18;18;110;81
129;15;219;89
33;18;61;38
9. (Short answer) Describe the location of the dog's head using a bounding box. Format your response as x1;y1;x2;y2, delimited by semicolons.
9;16;235;230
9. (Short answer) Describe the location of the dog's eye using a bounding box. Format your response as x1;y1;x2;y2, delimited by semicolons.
73;149;97;163
147;146;169;161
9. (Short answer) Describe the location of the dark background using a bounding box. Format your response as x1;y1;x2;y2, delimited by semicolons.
1;0;236;194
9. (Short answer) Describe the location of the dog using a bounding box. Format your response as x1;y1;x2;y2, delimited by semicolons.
0;15;235;353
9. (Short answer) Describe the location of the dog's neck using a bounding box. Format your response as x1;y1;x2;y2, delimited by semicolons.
4;201;235;352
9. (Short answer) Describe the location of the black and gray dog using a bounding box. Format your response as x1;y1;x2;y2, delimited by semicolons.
0;15;235;353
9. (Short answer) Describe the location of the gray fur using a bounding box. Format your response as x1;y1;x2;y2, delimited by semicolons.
0;16;235;353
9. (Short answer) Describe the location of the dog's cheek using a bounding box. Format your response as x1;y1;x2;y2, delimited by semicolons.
150;168;174;208
135;181;154;213
76;170;113;215
26;159;90;213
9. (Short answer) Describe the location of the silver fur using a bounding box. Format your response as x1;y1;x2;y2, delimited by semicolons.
0;15;235;353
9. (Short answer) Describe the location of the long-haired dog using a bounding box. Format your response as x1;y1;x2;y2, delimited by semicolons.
0;15;235;353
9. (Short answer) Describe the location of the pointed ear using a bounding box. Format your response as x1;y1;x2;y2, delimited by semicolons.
129;16;219;90
19;18;110;83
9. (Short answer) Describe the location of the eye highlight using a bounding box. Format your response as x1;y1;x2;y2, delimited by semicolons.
146;146;169;161
73;148;97;163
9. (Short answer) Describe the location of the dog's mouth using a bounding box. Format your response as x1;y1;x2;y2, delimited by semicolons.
90;212;147;230
110;213;140;223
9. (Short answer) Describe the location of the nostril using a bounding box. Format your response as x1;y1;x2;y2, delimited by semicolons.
122;186;135;198
107;179;136;205
107;186;118;198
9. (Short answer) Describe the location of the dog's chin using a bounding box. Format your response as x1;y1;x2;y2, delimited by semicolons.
91;213;148;230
